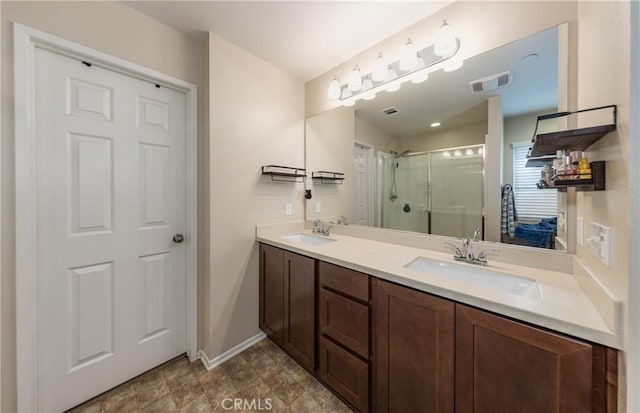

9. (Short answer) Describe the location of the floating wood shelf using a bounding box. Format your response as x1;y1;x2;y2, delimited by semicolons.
529;124;616;157
261;165;306;183
541;161;606;192
528;105;616;157
312;171;344;184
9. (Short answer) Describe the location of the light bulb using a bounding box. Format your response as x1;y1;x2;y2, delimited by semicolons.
348;65;362;92
399;38;418;71
434;20;458;58
386;83;401;93
443;151;451;158
454;150;462;157
443;59;464;72
411;71;429;84
430;122;441;128
373;53;388;82
327;75;341;100
465;149;474;156
363;92;376;101
477;147;484;155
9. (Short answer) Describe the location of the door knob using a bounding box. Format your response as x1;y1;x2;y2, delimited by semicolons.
173;234;184;243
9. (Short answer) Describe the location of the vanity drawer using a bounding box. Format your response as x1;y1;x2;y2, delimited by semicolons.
319;261;370;302
318;336;369;413
320;288;369;358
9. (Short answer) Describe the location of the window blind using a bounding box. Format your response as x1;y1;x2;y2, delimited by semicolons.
512;143;557;220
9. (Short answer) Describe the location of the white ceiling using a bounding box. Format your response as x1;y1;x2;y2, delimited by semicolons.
123;1;452;81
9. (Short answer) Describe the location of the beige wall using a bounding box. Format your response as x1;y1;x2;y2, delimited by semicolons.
400;121;486;153
305;107;355;222
574;2;632;410
355;117;400;155
0;2;204;411
305;1;578;118
203;33;305;359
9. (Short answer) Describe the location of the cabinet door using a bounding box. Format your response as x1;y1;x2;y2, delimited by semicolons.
456;304;595;413
283;251;316;372
373;279;455;413
318;336;369;412
319;288;369;358
259;244;284;346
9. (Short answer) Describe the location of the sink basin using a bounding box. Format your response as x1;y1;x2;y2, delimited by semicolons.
282;233;336;246
404;257;541;300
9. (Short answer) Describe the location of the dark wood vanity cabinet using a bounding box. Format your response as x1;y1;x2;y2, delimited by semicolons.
372;278;455;413
371;283;617;413
259;244;315;372
455;304;617;413
317;261;371;412
259;243;618;413
259;244;284;346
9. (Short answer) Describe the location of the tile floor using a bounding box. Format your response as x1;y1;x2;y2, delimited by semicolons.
67;338;352;413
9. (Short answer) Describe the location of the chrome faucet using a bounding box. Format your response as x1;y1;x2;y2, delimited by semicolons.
444;237;499;266
312;219;332;236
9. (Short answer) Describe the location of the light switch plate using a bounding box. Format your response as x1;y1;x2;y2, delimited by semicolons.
589;222;612;267
577;217;584;246
285;203;292;216
315;202;322;213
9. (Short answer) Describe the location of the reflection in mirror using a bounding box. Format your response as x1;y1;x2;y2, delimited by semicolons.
380;144;484;239
305;25;567;251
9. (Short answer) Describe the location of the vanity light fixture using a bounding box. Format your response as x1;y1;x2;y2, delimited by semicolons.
329;19;461;104
411;70;429;84
443;59;464;72
434;20;458;58
430;122;441;127
362;78;376;100
399;38;418;71
348;65;363;92
373;53;388;81
327;76;341;99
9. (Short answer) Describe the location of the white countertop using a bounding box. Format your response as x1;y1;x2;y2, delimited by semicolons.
256;224;621;349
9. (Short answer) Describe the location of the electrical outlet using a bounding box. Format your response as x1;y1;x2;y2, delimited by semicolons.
577;217;584;246
315;202;322;213
285;203;292;216
589;222;612;267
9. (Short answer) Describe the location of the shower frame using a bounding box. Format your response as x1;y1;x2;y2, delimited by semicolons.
379;143;486;238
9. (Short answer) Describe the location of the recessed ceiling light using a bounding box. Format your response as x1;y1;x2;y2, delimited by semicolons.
522;53;538;63
430;122;441;127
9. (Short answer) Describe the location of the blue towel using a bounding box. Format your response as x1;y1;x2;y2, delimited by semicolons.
515;217;557;248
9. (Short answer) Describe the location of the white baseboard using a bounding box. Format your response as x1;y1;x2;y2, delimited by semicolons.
199;332;267;371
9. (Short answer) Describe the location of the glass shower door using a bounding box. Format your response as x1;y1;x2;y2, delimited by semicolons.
429;147;484;238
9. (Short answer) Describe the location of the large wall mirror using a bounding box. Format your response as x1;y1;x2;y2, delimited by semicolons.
305;24;571;252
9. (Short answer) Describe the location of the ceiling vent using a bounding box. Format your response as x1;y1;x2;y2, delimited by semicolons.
380;107;401;116
468;71;513;93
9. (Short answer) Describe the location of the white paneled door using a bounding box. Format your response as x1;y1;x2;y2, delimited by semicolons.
35;48;187;412
354;143;371;226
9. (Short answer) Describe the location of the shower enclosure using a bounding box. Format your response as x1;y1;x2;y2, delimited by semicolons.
380;144;484;238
